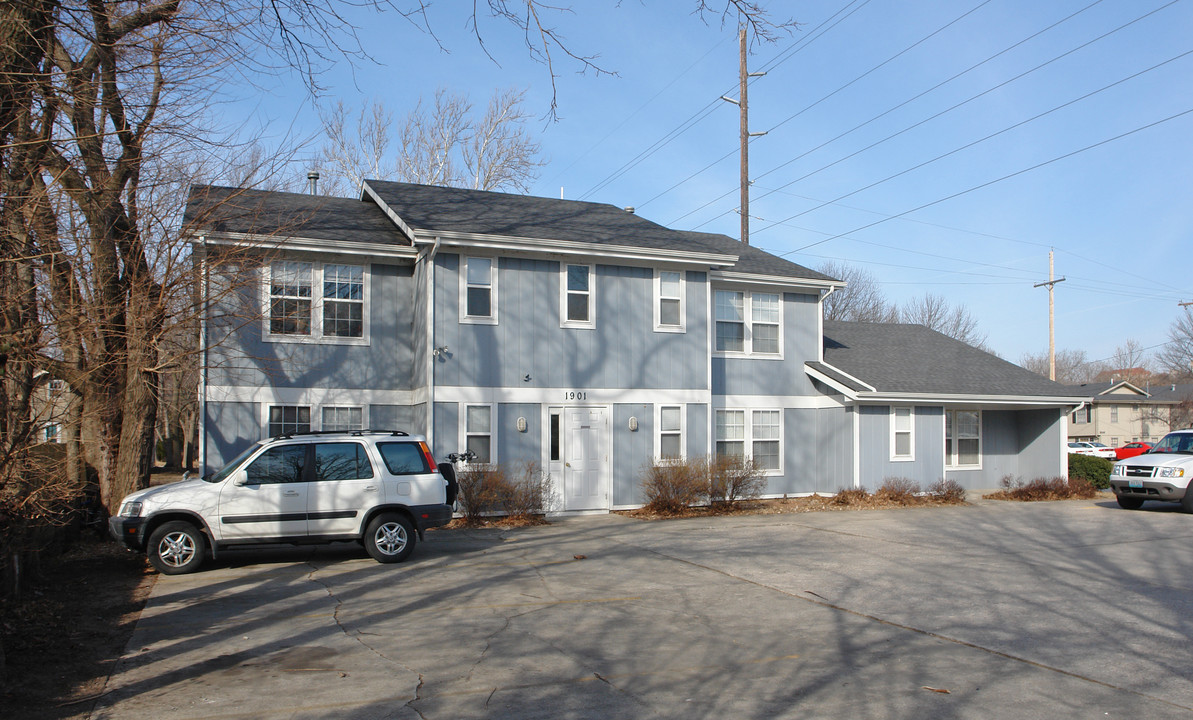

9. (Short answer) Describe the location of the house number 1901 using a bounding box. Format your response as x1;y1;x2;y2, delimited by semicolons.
564;391;587;401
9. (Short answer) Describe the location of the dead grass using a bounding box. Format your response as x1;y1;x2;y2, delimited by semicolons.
621;485;968;520
983;476;1101;502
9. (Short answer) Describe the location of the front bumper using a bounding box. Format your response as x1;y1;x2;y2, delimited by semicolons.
109;515;148;550
1110;480;1187;502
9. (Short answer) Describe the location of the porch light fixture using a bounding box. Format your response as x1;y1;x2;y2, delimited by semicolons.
628;416;638;431
517;417;528;433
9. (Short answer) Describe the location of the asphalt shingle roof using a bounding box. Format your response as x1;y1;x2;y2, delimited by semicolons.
363;180;836;282
184;185;408;246
1061;381;1193;402
821;321;1082;397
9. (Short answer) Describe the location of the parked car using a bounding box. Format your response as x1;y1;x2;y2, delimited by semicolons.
1068;441;1116;459
1114;442;1153;461
1109;429;1193;511
110;431;458;574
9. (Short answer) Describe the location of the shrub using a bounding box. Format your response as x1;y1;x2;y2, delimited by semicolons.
832;487;869;506
1068;453;1113;489
876;477;920;502
641;460;708;514
457;464;503;523
708;455;766;506
926;478;966;503
988;476;1099;501
457;461;551;523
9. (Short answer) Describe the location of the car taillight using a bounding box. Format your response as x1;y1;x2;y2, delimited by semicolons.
419;441;437;472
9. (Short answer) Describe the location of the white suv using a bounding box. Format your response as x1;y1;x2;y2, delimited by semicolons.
1109;429;1193;511
110;431;457;574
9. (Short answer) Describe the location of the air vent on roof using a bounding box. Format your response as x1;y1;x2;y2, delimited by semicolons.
307;171;319;195
624;206;635;214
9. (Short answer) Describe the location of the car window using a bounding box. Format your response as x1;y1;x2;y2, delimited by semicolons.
245;445;307;484
314;442;374;482
377;442;431;475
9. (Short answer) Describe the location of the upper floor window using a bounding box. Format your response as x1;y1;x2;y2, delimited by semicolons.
655;270;685;332
946;409;981;467
1072;406;1091;424
714;290;783;356
266;261;369;344
561;264;594;328
891;407;913;461
1110;405;1119;423
462;257;496;323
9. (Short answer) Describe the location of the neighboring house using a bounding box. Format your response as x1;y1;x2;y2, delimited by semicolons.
187;181;1085;510
1064;381;1193;445
31;372;69;443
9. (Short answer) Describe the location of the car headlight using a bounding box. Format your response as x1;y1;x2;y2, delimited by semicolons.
120;501;144;517
1111;465;1125;476
1157;467;1186;479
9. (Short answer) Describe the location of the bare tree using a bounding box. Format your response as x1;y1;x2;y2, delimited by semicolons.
1157;308;1193;379
900;293;988;350
1105;339;1152;383
817;261;898;323
319;88;544;195
1019;349;1106;385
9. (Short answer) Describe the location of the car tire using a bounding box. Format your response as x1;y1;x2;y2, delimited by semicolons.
364;513;415;563
1115;495;1144;510
147;521;207;574
1181;489;1193;514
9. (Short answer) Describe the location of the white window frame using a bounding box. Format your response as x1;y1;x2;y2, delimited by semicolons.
461;403;496;465
654;270;685;333
890;406;915;461
460;256;498;325
945;409;982;469
715;408;783;475
321;405;365;432
1072;406;1091;424
560;263;595;329
1110;405;1119;423
263;261;371;345
713;289;783;358
267;404;312;437
655;404;686;461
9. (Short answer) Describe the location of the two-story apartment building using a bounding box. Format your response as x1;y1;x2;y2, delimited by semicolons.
189;181;1084;510
1065;380;1193;446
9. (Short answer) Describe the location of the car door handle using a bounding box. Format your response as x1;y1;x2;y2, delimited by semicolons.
364;485;377;492
283;490;300;497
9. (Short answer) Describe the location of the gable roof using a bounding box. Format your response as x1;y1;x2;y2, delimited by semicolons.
184;185;409;247
362;180;837;283
818;321;1083;401
1062;380;1193;403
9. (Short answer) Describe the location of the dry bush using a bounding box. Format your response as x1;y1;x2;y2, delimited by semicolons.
927;478;966;503
641;460;708;515
876;477;920;502
499;461;550;521
457;462;549;523
708;455;766;506
832;487;870;506
986;476;1099;501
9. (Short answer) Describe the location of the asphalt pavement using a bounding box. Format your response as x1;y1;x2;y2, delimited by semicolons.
90;495;1193;719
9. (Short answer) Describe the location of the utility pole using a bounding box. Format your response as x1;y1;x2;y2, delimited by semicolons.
1034;250;1066;381
721;27;766;245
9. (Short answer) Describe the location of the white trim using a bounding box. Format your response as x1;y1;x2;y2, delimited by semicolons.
712;288;784;359
201;231;419;259
207;385;420;406
435;386;711;405
711;269;840;292
713;394;843;409
804;363;875;396
852;406;861;488
409;229;739;267
714;407;784;476
263;403;311;437
460;256;498;325
461;402;496;464
944;408;983;470
655;403;686;461
653;269;686;333
261;260;372;346
853;392;1086;407
890;406;915;462
361;181;419;239
560;263;596;329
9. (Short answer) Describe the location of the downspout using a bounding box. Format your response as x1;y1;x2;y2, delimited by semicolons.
1063;401;1086;478
818;285;837;363
422;236;441;447
198;236;208;473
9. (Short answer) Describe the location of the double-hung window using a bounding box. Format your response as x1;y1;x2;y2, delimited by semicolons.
714;290;782;356
465;404;493;463
715;409;782;473
655;270;684;331
266;261;368;343
561;264;594;328
462;257;496;323
945;410;981;467
891;407;914;461
658;405;683;460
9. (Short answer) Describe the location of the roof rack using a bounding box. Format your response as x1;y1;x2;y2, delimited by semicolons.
268;429;410;441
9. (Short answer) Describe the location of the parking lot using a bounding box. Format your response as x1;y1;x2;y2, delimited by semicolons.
92;496;1193;719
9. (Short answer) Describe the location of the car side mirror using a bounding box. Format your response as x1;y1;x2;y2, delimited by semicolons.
233;470;249;486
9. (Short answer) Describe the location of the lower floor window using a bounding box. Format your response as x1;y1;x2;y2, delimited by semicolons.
659;405;683;459
269;405;310;437
465;404;492;463
945;409;981;467
322;406;363;432
716;408;782;472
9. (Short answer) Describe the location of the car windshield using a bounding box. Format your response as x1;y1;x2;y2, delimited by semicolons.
1149;434;1193;455
206;445;261;483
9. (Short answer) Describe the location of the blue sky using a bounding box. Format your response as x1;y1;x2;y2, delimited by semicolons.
232;0;1193;368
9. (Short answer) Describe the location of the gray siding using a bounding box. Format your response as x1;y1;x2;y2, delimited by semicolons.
434;254;708;390
207;259;416;390
432;401;459;461
1018;408;1065;478
497;403;541;466
815;406;854;491
614;403;654;507
203;401;258;473
687;403;709;458
369;404;418;433
712;292;821;397
773;407;852;496
946;409;1066;488
412;258;430;389
858;405;945;489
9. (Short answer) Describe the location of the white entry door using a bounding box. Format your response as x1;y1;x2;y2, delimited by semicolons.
564;407;609;511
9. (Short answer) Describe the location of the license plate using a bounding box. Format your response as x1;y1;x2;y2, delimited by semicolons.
1129;480;1143;489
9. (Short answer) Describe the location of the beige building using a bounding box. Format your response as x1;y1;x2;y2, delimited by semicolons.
1065;381;1193;446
